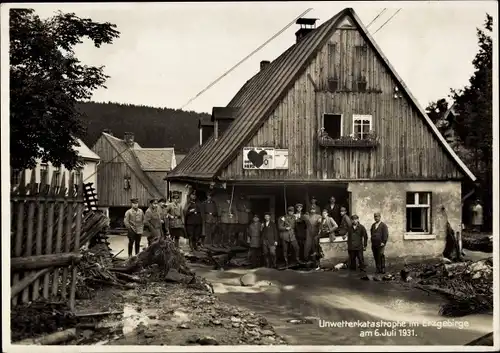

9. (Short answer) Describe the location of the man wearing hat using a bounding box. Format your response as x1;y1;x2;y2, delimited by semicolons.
219;197;238;245
158;198;170;238
236;194;252;244
278;206;301;266
144;198;163;246
309;196;321;215
247;214;262;268
370;212;389;274
124;198;145;257
294;203;308;261
336;206;352;241
202;191;219;245
348;215;368;271
184;192;204;251
261;212;278;268
304;207;321;262
166;192;185;248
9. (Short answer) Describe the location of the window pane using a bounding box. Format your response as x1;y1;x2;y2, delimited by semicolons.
421;208;429;232
406;208;425;232
362;124;370;133
406;192;416;205
362;120;370;126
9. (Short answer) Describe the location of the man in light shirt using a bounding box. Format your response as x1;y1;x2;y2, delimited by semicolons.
124;198;145;257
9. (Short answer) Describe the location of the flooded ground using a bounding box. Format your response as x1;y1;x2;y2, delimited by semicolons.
106;234;493;346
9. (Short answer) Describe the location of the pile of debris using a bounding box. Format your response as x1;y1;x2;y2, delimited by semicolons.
406;258;493;317
11;300;77;343
462;234;493;253
183;244;251;270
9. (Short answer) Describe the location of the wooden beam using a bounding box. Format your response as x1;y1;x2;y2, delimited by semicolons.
11;253;82;272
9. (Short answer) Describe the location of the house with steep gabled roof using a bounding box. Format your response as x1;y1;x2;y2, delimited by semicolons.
92;131;180;226
166;8;476;263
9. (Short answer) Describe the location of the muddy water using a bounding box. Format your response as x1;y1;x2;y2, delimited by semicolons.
193;265;493;346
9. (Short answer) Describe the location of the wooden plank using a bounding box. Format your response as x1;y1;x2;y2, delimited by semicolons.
22;171;38;303
43;171;58;298
52;172;66;297
60;172;74;299
32;194;45;300
70;174;84;311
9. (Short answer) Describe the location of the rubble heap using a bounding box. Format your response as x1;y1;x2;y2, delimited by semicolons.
411;258;493;317
11;300;77;342
462;234;493;253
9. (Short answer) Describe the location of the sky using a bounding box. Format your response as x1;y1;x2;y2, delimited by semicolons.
17;1;498;114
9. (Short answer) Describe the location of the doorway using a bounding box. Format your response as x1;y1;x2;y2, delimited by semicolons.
247;195;275;221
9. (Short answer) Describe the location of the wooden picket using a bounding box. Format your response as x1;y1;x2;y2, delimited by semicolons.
10;168;85;310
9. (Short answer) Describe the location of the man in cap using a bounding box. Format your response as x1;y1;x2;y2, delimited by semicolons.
261;212;278;268
347;215;368;271
370;212;389;274
184;192;203;251
294;203;308;261
236;194;252;245
336;206;352;241
278;206;301;266
202;191;218;245
158;198;170;238
304;207;321;262
166;192;185;247
124;198;145;257
145;198;163;246
319;209;338;243
247;214;262;268
309;196;321;215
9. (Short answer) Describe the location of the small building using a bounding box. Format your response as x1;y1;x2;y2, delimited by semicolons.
166;8;476;264
12;138;100;192
92;131;178;227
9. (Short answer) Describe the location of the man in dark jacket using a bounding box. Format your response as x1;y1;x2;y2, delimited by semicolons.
370;212;389;274
337;207;352;240
261;212;278;268
202;191;218;245
325;196;341;226
348;215;368;271
294;203;308;261
278;206;301;266
247;214;262;268
184;193;203;251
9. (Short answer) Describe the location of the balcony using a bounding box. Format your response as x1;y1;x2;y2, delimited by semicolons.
318;129;379;149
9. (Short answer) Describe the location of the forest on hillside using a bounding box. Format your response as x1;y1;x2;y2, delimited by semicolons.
77;101;210;153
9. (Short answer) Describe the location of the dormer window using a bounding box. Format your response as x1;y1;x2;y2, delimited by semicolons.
211;107;237;140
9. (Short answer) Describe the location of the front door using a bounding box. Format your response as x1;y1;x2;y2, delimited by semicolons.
248;195;276;221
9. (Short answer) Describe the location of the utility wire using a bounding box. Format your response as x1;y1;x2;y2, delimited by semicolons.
180;8;313;110
372;9;402;35
366;8;387;28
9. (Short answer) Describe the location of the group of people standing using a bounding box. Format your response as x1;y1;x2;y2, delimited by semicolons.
122;192;390;275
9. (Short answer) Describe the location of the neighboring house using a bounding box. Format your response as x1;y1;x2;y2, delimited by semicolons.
91;131;178;226
11;138;100;193
166;8;476;263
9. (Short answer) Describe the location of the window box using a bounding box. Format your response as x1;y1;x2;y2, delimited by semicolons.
318;131;379;148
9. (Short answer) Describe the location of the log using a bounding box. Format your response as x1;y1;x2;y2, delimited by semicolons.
14;328;77;345
114;272;144;283
11;253;82;272
11;268;53;298
75;310;124;318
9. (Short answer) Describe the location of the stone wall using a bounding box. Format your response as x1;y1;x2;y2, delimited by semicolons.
320;181;462;267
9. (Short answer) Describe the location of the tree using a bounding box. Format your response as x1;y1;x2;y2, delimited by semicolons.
450;14;493;230
9;9;120;170
450;14;492;168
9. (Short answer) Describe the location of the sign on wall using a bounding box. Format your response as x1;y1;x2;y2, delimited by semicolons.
243;147;275;169
274;149;289;170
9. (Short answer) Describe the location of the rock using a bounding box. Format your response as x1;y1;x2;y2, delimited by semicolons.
178;323;190;329
232;323;240;328
373;276;381;282
262;336;276;344
148;314;157;319
165;269;185;283
382;274;394;281
230;316;242;323
260;329;274;336
211;319;222;325
441;257;453;264
187;335;200;344
472;272;482;280
246;323;257;328
240;273;257;286
360;274;371;281
144;331;155;338
81;330;94;339
198;336;219;345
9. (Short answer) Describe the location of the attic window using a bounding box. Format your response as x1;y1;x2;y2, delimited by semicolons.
323;114;342;139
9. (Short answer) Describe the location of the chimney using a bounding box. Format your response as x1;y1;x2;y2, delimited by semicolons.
295;18;318;43
103;129;113;136
124;132;135;147
260;60;270;71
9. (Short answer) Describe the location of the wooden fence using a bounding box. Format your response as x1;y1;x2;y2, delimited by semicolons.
10;168;84;311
